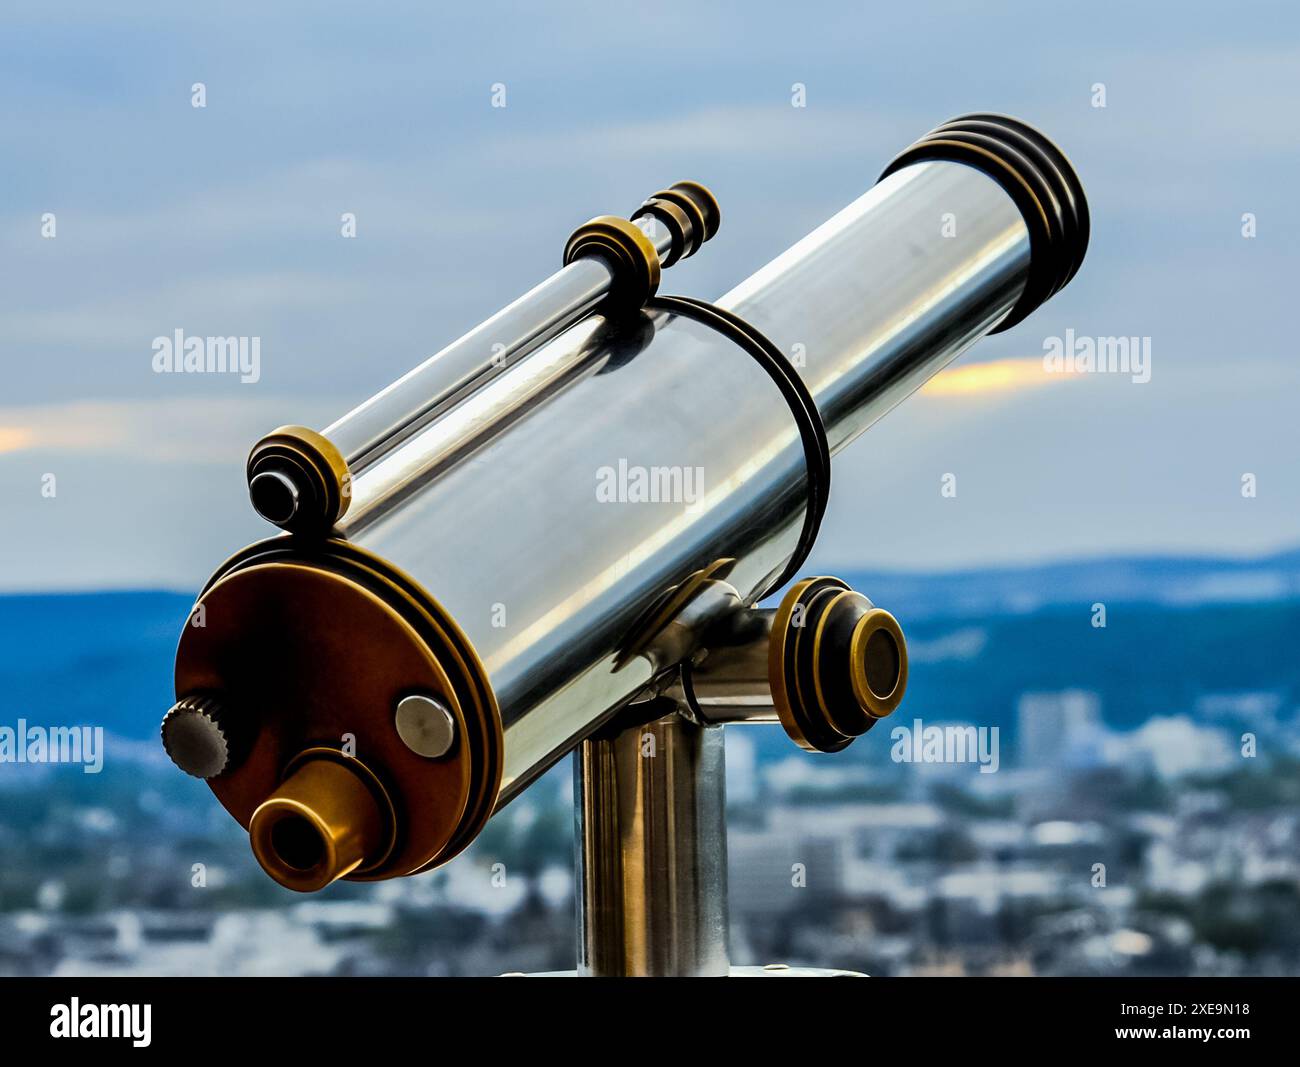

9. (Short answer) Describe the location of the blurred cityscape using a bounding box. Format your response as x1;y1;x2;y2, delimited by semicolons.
1;551;1299;976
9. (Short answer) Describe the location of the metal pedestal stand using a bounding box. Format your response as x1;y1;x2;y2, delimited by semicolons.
515;577;900;977
566;708;862;978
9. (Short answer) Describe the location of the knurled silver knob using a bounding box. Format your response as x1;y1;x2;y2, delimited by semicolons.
161;695;238;779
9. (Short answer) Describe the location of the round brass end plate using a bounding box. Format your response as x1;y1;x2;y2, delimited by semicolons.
176;560;479;880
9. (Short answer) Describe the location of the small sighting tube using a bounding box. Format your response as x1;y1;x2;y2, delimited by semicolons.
247;182;722;533
324;218;666;472
248;753;390;892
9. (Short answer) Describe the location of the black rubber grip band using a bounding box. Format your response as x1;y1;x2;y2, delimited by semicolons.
647;295;830;599
878;113;1089;333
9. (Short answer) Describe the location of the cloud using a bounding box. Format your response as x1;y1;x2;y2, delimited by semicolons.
920;356;1081;398
0;2;1297;587
0;396;337;463
811;358;1300;572
475;104;903;167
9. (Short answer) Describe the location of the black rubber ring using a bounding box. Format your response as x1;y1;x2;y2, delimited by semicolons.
932;118;1076;297
647;295;830;599
632;197;690;268
793;586;852;752
647;189;707;259
954;113;1090;287
878;113;1090;334
929;127;1068;288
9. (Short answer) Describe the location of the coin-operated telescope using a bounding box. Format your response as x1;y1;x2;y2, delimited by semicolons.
161;115;1087;976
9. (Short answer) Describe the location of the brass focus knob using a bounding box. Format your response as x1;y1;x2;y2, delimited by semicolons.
768;577;908;753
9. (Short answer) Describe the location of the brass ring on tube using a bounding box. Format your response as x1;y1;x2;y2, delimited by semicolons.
245;425;351;535
563;215;661;314
879;112;1089;332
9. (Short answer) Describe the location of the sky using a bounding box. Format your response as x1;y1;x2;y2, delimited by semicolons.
1;1;1297;590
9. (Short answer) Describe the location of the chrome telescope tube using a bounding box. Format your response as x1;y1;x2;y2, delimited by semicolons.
165;114;1088;891
341;155;1032;800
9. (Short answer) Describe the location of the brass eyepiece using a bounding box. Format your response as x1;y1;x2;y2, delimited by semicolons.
769;577;909;753
248;749;395;893
849;608;907;718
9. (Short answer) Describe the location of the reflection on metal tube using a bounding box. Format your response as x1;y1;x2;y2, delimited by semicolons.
670;609;783;726
247;183;722;536
721;160;1029;455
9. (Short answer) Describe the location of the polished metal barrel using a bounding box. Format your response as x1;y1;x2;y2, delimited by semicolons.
339;156;1031;801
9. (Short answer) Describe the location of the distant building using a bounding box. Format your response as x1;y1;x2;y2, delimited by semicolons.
1115;716;1235;780
724;731;758;805
729;831;845;914
1017;690;1103;769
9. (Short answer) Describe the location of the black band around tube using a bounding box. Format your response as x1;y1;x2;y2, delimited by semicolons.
647;295;830;599
878;113;1089;333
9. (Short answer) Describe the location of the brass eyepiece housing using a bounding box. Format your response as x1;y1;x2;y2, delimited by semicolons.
769;577;909;752
849;608;907;718
249;748;395;892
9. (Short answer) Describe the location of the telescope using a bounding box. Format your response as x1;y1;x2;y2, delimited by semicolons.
161;114;1088;976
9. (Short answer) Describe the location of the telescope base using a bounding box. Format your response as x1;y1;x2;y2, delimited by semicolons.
569;705;868;977
574;708;730;976
506;966;867;978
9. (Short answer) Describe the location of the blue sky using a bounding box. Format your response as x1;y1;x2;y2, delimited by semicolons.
1;1;1297;589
